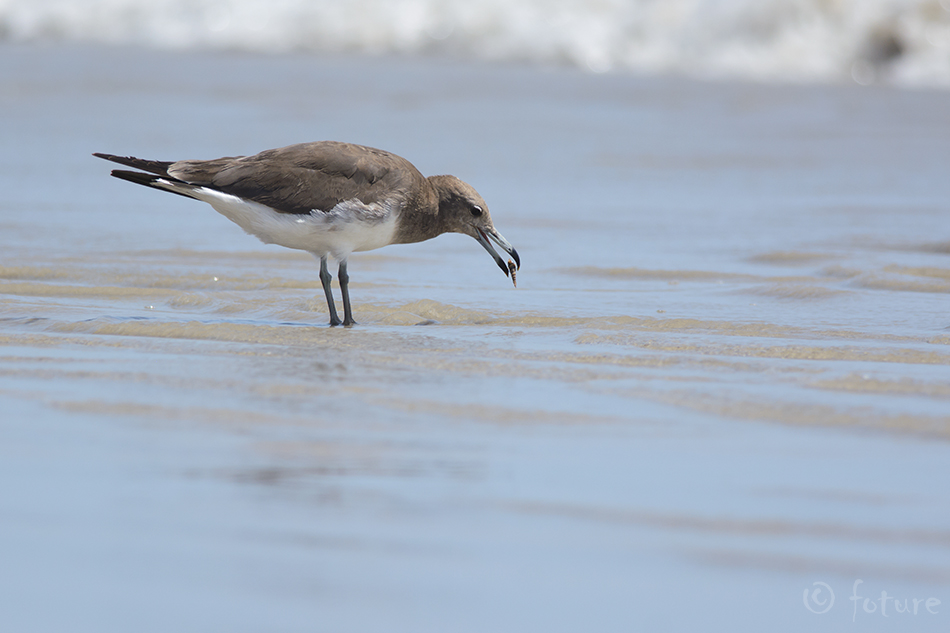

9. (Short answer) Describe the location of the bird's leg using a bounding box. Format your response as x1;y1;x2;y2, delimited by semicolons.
319;256;342;326
338;260;356;327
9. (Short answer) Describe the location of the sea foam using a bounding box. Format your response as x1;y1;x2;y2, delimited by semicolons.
3;0;950;87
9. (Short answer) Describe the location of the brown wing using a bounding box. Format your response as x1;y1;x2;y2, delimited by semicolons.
166;141;424;215
92;153;175;176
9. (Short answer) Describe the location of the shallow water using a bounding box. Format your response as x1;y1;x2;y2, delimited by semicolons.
2;44;950;631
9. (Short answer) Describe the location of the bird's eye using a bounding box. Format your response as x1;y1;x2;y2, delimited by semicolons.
471;205;483;217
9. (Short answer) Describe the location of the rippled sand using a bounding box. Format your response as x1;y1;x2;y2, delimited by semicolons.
2;45;950;632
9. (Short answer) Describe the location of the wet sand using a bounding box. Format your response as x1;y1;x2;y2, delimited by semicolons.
2;44;950;631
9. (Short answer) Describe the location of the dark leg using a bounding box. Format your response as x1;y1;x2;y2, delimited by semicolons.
338;260;356;327
319;256;341;326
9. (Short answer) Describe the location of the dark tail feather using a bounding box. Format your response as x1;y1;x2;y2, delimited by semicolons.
109;170;197;200
93;152;174;177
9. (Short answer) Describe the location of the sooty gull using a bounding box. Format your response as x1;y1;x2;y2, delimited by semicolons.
94;141;520;326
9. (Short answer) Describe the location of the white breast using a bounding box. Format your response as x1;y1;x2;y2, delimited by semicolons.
164;183;399;261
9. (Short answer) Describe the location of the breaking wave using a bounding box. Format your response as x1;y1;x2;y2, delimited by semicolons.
3;0;950;87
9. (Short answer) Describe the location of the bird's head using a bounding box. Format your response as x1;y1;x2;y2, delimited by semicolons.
429;175;520;279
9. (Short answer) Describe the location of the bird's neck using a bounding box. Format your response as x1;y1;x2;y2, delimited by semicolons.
392;180;447;244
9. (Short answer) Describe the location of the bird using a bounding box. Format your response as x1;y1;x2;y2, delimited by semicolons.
94;141;520;326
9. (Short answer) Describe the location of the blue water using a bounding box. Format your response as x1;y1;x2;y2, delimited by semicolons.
2;44;950;632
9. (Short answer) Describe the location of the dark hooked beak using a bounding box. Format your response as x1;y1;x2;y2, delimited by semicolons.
475;227;520;277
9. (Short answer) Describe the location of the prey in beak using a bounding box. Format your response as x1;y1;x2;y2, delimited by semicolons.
475;226;520;285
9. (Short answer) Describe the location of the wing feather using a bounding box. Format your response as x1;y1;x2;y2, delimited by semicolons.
167;142;422;215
